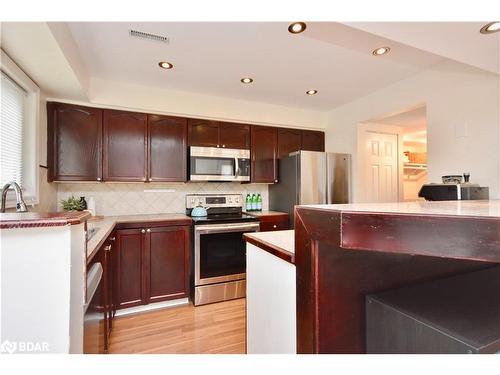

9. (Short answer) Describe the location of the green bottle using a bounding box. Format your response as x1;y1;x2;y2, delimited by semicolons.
245;194;252;211
257;194;262;211
251;194;257;211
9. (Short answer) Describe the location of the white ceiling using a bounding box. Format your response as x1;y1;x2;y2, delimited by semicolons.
67;22;445;111
1;22;88;99
2;22;497;112
347;22;500;75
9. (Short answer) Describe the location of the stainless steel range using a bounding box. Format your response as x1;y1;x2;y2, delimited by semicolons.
186;194;259;306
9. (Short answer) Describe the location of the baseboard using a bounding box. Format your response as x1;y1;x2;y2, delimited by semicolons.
115;298;189;317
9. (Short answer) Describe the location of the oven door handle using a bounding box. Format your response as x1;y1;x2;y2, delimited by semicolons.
195;222;260;234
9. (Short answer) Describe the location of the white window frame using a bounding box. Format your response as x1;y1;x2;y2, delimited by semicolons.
1;49;40;208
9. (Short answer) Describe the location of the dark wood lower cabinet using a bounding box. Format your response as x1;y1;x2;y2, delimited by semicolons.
116;228;146;309
256;213;290;232
115;224;190;310
146;226;190;303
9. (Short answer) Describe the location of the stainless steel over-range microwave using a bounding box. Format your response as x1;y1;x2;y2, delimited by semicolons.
189;146;250;182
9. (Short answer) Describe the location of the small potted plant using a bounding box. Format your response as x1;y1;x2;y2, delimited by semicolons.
60;195;85;211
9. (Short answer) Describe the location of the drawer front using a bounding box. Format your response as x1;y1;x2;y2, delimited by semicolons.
260;219;289;232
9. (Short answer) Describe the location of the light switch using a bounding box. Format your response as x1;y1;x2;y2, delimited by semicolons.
455;121;469;138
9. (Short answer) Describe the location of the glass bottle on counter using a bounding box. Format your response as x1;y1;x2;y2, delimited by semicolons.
257;194;262;211
251;194;257;211
246;194;252;211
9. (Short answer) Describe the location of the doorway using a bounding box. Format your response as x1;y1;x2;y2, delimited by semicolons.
358;105;427;203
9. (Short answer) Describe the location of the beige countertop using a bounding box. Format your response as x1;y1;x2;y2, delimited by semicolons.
244;230;295;264
86;213;192;263
300;200;500;218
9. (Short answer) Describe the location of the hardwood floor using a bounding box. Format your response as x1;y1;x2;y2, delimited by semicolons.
108;298;246;354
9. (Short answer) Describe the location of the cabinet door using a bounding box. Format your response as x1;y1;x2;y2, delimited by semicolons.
146;226;190;303
301;130;325;152
115;229;146;309
278;128;302;158
47;102;102;182
251;126;278;183
188;119;220;147
148;115;187;182
219;122;251;149
103;109;148;181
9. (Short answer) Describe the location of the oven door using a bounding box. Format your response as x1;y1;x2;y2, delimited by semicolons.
190;146;250;181
195;222;260;286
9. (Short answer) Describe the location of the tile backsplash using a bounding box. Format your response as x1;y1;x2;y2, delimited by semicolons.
57;182;269;216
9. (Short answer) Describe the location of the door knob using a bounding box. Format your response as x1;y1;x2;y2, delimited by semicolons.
97;177;101;181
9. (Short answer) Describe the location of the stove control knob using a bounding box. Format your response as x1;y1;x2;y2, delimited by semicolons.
235;197;240;203
228;198;232;203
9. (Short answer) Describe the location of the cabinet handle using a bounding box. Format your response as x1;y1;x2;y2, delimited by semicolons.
217;145;220;148
97;177;101;181
274;179;278;183
222;144;226;148
104;245;112;252
148;178;152;182
110;237;116;241
273;225;277;229
141;229;146;234
146;228;151;233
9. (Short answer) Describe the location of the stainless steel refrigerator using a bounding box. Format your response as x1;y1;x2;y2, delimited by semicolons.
269;151;351;228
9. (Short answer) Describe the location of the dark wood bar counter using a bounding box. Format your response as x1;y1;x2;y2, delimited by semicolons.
294;201;500;354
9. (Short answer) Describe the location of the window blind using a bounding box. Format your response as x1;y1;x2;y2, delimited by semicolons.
1;70;27;188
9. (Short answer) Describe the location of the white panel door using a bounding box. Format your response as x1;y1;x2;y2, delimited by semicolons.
364;132;398;203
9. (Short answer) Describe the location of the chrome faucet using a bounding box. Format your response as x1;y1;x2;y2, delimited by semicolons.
1;181;29;213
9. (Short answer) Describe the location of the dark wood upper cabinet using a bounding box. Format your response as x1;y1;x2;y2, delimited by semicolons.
148;115;187;182
301;130;325;152
103;109;148;182
189;119;250;149
115;228;145;309
47;102;103;182
278;128;302;159
188;119;220;147
146;226;190;303
219;122;251;149
251;126;278;183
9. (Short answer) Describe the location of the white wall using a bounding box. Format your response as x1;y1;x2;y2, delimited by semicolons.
326;60;500;202
86;78;328;130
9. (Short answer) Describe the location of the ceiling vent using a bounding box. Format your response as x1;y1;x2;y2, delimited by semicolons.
129;29;170;44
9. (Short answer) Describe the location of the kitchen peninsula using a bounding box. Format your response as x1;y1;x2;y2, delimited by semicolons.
294;200;500;354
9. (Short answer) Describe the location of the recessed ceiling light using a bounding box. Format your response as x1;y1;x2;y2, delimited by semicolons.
158;61;173;69
480;22;500;34
288;22;307;34
372;47;391;56
306;90;318;95
240;77;253;84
